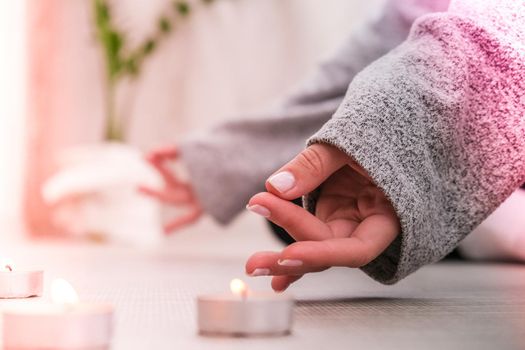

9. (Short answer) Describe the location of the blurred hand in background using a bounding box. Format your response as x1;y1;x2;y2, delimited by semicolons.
139;146;203;234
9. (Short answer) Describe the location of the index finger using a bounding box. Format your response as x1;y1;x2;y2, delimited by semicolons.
247;191;334;241
145;146;183;187
147;146;179;163
265;144;348;200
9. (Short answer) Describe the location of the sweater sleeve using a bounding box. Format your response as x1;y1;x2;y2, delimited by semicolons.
306;0;525;284
179;0;449;224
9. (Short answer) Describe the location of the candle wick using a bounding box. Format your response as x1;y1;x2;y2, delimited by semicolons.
4;265;12;272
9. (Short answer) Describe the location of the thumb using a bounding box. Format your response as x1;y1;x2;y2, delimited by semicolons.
266;143;348;200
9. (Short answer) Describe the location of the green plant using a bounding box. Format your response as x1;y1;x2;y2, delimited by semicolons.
93;0;215;141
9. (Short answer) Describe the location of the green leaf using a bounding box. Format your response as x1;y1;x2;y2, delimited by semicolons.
142;39;156;55
107;30;123;55
174;1;190;16
158;17;171;33
94;0;111;27
125;57;139;75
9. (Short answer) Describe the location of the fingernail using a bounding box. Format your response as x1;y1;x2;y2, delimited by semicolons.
277;259;303;267
246;204;271;218
249;268;270;277
268;171;295;193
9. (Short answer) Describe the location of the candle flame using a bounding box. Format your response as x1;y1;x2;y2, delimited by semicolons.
0;257;14;272
51;278;79;305
230;278;248;297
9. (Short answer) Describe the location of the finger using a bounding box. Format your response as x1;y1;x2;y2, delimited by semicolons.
244;253;303;292
245;249;326;277
149;160;184;187
164;205;203;234
145;146;183;187
271;275;302;292
246;214;399;276
137;185;192;204
265;144;348;200
245;251;280;277
146;146;179;163
285;214;398;269
247;192;333;241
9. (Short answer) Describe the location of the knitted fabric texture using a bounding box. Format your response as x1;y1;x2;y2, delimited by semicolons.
307;0;525;283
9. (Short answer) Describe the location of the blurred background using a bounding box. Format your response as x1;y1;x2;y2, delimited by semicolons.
0;0;382;253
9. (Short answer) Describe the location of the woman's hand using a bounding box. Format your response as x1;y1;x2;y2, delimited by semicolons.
139;146;203;234
245;144;400;292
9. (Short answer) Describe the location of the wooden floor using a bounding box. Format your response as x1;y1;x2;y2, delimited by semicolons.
1;240;525;350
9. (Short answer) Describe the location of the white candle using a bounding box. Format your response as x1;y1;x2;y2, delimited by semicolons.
2;278;113;349
197;279;294;337
0;257;43;299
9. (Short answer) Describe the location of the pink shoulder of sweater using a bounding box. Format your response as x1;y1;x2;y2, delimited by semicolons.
449;0;525;53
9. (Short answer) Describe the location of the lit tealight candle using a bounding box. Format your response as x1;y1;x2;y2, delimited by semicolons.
0;257;43;299
197;278;294;337
2;278;113;349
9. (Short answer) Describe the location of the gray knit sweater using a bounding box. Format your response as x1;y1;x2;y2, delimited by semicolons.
181;0;525;284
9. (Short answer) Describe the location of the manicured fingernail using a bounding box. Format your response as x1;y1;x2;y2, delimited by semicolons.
249;268;270;277
277;259;303;267
268;171;295;193
246;204;271;218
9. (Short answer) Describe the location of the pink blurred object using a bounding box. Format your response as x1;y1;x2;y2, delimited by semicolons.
24;0;105;238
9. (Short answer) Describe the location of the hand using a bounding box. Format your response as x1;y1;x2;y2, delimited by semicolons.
139;146;203;234
245;144;400;292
